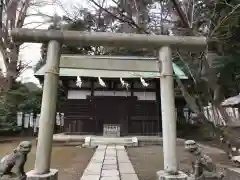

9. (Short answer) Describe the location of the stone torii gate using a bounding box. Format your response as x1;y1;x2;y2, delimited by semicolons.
10;28;206;180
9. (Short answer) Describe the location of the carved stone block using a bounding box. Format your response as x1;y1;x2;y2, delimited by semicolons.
103;124;120;137
157;170;188;180
26;169;58;180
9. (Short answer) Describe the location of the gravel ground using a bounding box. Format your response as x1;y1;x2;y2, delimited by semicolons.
0;137;94;180
127;145;233;180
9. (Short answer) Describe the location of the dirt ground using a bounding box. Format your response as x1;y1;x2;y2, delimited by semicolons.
0;137;94;180
127;145;233;180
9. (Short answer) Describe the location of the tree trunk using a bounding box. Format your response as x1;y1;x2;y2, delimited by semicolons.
5;45;19;91
212;85;230;125
175;76;221;138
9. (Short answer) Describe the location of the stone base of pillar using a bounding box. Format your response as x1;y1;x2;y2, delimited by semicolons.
157;170;188;180
26;169;58;180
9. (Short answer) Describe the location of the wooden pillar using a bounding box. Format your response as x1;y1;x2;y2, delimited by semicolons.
90;78;94;96
130;80;134;96
155;79;161;134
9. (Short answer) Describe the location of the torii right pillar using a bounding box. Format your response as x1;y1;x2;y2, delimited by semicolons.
157;46;188;180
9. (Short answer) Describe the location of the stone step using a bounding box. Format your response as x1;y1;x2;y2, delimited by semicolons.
91;141;133;146
83;136;138;147
92;137;132;142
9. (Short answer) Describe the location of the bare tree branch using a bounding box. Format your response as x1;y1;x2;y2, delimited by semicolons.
0;0;48;89
55;0;76;21
171;0;190;28
88;0;149;34
16;0;31;28
209;4;240;38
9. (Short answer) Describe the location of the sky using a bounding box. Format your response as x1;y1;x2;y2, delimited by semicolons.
0;0;96;84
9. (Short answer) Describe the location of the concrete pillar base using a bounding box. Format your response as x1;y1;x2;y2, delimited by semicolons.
26;169;58;180
157;170;188;180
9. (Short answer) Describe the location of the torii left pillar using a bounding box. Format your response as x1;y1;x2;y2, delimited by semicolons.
27;40;61;180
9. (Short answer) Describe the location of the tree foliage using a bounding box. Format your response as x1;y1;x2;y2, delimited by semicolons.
0;80;67;131
0;82;41;130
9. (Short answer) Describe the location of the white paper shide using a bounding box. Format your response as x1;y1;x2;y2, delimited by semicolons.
98;77;106;87
76;76;83;88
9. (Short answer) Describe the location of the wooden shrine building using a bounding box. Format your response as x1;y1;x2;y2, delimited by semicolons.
35;55;188;136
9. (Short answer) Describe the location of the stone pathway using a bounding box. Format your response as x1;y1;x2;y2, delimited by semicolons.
80;145;139;180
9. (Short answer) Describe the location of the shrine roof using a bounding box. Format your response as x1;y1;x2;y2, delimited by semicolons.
35;55;188;79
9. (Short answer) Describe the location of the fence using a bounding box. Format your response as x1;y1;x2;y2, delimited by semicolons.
183;104;240;126
16;112;65;136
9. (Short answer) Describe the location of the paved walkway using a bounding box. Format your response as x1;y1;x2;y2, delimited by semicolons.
80;145;139;180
